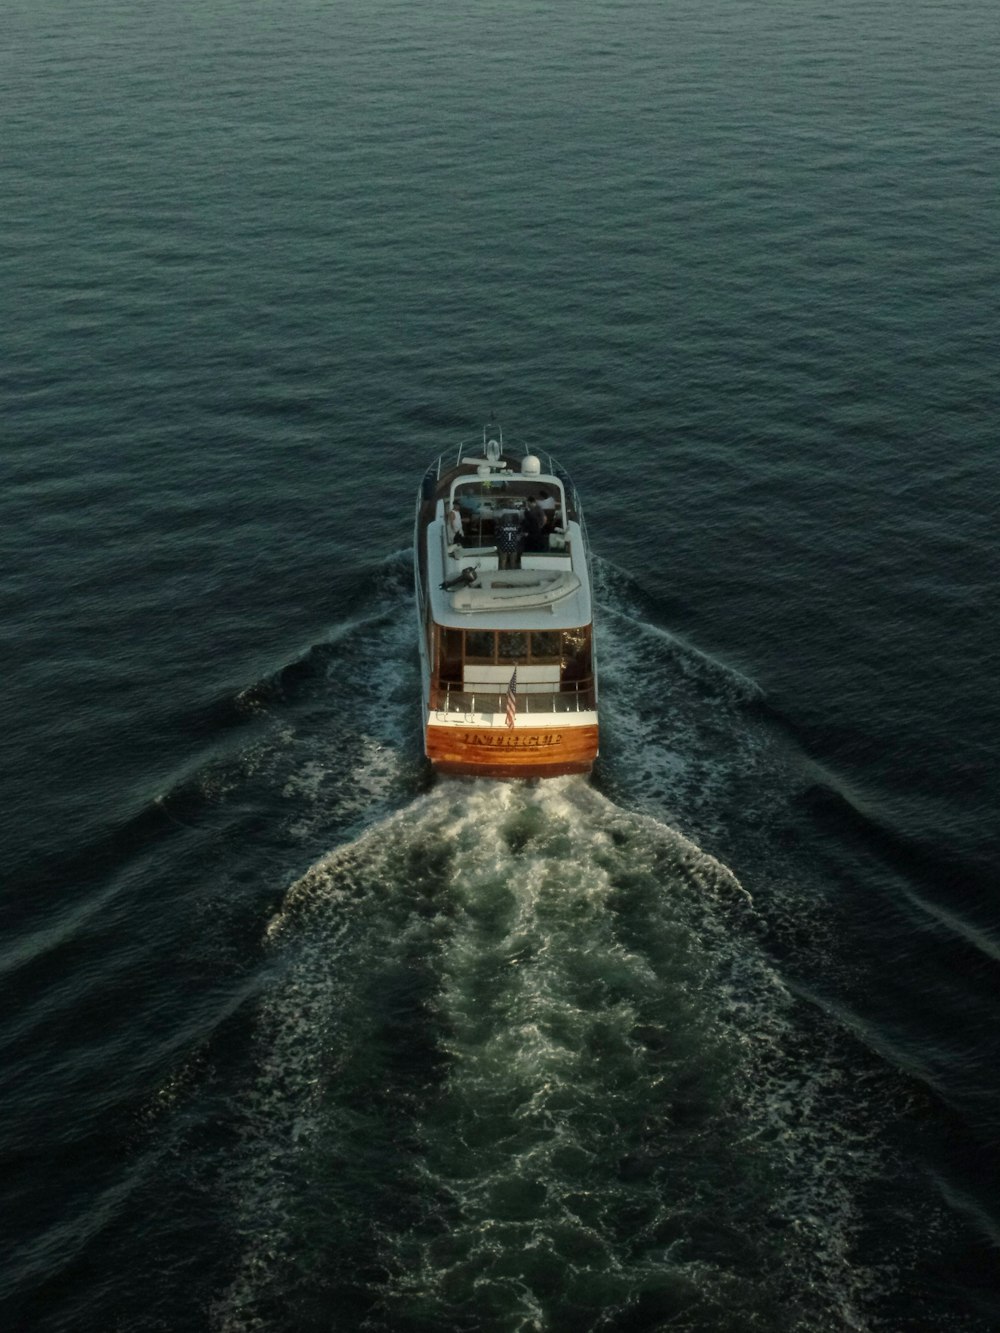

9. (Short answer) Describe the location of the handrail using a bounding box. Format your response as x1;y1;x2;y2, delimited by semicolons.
430;684;596;714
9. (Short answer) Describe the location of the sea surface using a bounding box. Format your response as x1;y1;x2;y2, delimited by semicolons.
3;1;999;1329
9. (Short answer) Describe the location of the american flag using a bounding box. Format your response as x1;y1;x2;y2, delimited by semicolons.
504;666;518;728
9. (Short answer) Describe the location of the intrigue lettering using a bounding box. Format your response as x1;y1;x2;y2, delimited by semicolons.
467;731;564;749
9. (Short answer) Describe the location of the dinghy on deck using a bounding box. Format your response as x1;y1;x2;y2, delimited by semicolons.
450;569;582;613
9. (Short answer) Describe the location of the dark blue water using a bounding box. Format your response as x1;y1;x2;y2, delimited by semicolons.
4;2;999;1329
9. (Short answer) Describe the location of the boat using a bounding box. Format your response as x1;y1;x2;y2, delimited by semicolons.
414;424;598;778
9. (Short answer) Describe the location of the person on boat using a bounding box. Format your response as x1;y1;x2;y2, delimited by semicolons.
538;491;557;529
447;501;464;545
523;497;548;553
496;509;522;569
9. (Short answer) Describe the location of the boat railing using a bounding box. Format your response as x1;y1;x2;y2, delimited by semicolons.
430;684;596;715
420;434;582;530
420;432;571;483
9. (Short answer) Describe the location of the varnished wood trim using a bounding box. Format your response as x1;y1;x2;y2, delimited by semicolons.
426;723;598;779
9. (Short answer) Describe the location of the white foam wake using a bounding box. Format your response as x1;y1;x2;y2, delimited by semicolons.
211;778;883;1333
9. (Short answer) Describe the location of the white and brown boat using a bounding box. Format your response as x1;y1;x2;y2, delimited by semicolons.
415;425;598;779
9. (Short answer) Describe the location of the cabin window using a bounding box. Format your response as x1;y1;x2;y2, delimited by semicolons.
438;628;591;668
531;631;562;661
497;631;528;662
561;627;592;683
439;628;463;684
465;630;494;661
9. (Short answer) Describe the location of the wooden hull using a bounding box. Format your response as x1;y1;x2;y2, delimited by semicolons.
426;721;598;779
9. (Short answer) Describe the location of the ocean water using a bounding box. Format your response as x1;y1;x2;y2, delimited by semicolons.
4;1;999;1329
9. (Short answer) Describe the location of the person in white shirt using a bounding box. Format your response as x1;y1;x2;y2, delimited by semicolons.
447;502;464;545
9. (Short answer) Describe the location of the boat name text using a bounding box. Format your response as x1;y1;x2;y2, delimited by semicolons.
467;731;564;750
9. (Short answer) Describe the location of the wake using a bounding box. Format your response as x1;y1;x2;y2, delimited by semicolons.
211;778;885;1333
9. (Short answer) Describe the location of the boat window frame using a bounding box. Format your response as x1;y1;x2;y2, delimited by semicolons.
440;627;589;667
